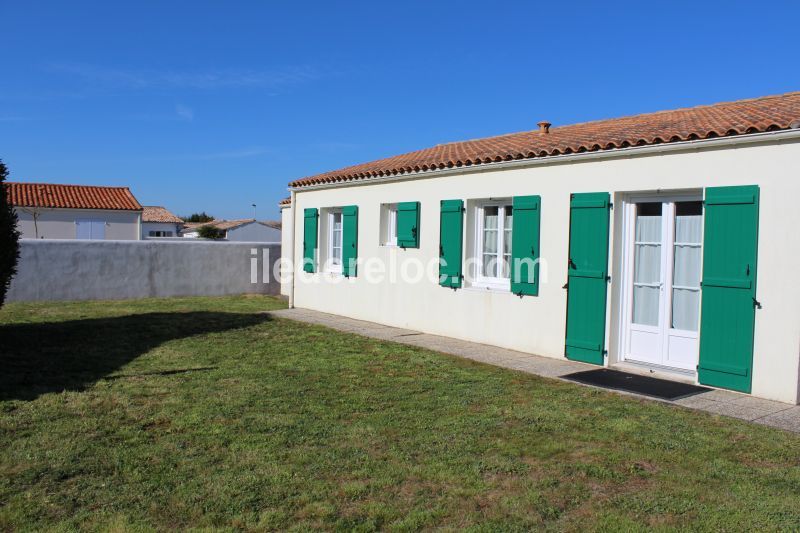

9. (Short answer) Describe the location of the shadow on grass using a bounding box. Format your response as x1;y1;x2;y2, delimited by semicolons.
0;311;270;402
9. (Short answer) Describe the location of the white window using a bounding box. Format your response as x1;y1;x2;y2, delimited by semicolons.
327;209;343;273
474;201;513;289
148;230;175;238
380;203;398;246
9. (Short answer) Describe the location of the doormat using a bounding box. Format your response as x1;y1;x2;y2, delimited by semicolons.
562;369;711;400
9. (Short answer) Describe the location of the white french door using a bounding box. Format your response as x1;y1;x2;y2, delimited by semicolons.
622;196;703;372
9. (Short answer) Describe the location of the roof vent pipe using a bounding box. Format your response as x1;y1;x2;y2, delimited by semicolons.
538;121;551;134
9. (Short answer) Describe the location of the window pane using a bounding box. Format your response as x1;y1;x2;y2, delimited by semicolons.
503;205;513;230
672;288;700;331
501;254;510;278
633;285;660;326
482;254;498;278
673;245;701;287
483;228;498;254
635;203;662;242
675;201;702;243
483;206;498;229
634;244;661;284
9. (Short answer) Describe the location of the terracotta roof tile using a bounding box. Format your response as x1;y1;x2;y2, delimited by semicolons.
141;205;183;223
5;182;142;211
290;92;800;188
182;219;257;232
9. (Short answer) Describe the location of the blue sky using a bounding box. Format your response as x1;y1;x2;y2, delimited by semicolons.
1;1;798;220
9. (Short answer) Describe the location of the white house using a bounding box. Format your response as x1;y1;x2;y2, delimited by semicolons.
6;182;142;240
281;92;800;405
141;206;183;238
181;219;281;242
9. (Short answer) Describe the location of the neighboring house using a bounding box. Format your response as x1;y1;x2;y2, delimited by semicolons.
5;182;142;240
181;219;281;242
141;206;183;238
283;92;800;405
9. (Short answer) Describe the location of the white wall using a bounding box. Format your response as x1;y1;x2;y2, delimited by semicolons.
15;208;140;240
8;239;280;302
280;205;293;297
142;222;181;238
227;222;281;242
289;136;800;404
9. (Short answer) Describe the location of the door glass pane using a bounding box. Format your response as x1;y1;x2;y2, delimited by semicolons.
673;246;701;287
635;203;662;242
633;286;660;326
672;201;702;330
674;201;703;243
672;288;699;331
632;203;662;326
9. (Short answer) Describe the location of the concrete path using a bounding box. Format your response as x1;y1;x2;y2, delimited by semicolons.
269;308;800;434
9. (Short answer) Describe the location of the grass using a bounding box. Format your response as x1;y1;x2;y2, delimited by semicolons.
1;295;799;531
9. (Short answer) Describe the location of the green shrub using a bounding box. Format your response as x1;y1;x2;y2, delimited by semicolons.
0;160;20;307
197;224;225;240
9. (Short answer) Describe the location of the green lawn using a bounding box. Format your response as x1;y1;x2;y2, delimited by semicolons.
1;296;798;531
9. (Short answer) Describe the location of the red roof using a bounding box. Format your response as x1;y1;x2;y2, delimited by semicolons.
290;92;800;188
142;205;183;223
5;182;142;211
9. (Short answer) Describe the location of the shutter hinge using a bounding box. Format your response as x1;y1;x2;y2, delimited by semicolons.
609;202;613;209
752;296;762;309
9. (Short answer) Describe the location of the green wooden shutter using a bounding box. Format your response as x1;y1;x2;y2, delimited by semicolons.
439;199;463;288
565;192;611;365
397;201;420;248
302;208;318;273
510;195;541;296
342;205;359;277
697;185;759;393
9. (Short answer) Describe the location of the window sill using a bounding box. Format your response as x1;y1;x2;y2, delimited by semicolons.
464;283;512;294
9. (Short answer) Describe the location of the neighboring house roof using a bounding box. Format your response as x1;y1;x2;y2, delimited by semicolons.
289;91;800;188
141;205;183;223
279;197;291;207
181;219;282;235
262;220;281;230
182;219;259;232
5;182;142;210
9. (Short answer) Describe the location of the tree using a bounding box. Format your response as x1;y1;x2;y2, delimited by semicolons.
182;212;214;223
0;159;20;307
197;224;225;240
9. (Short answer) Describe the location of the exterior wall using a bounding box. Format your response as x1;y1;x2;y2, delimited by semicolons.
142;222;181;238
290;136;800;404
7;239;280;302
227;222;281;242
280;205;293;297
14;207;140;240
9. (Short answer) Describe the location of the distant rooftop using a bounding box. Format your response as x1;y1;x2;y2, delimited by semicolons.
5;182;142;211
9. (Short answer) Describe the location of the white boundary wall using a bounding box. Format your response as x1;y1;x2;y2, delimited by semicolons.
8;239;281;302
